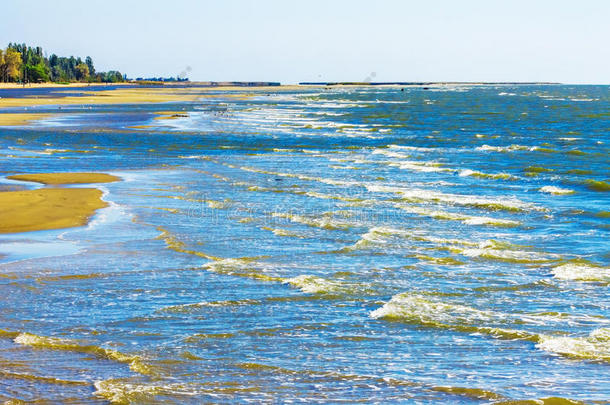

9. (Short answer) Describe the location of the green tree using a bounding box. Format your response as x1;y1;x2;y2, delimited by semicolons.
75;63;89;81
25;62;49;82
2;42;127;83
85;56;95;75
0;48;22;82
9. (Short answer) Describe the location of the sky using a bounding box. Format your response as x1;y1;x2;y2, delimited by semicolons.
2;0;609;84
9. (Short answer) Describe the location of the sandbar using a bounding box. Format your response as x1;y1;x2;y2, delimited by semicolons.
0;87;252;109
0;113;53;126
0;172;121;233
7;172;121;185
0;188;108;233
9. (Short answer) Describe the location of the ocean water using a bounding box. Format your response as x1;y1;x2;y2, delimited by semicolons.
0;84;608;404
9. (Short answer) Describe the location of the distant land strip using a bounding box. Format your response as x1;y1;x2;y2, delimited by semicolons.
177;81;281;86
298;82;561;86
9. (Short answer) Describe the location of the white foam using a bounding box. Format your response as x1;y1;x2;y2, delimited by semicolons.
552;263;610;283
457;240;556;263
370;292;496;324
475;144;532;152
387;145;436;152
537;328;610;361
458;169;515;180
372;150;450;173
286;275;344;294
458;169;476;177
539;186;574;195
367;184;537;212
395;204;520;227
272;212;351;230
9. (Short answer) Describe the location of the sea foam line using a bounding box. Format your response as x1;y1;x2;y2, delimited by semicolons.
371;293;610;362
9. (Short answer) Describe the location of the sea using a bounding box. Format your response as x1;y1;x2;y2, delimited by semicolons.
0;84;608;404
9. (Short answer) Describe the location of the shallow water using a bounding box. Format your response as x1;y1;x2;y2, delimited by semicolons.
0;84;608;403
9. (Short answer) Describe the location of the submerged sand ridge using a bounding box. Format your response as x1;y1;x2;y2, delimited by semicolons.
0;172;120;233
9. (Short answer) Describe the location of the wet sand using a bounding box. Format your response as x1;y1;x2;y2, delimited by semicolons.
0;88;200;108
0;84;429;113
0;86;265;109
0;86;280;128
0;172;120;233
0;113;54;126
7;172;121;185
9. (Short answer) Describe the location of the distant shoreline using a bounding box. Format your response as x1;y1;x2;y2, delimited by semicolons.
298;81;562;86
0;81;566;91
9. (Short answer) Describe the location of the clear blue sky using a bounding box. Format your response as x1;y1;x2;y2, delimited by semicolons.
3;0;609;84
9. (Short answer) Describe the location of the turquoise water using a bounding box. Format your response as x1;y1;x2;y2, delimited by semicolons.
0;85;608;403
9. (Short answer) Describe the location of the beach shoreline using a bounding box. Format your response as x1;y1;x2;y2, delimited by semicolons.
0;81;563;92
0;82;552;113
0;82;132;89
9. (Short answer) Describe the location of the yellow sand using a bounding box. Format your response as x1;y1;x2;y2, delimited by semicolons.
7;172;121;185
0;90;191;108
0;85;327;111
0;188;107;233
0;84;368;128
0;113;53;126
0;172;121;233
0;87;254;109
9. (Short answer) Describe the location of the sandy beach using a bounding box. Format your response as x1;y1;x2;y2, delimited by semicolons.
0;83;503;113
7;172;121;185
0;113;54;126
0;86;262;109
0;85;297;128
0;172;120;233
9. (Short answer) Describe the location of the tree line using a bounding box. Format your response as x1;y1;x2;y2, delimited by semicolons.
0;43;125;83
